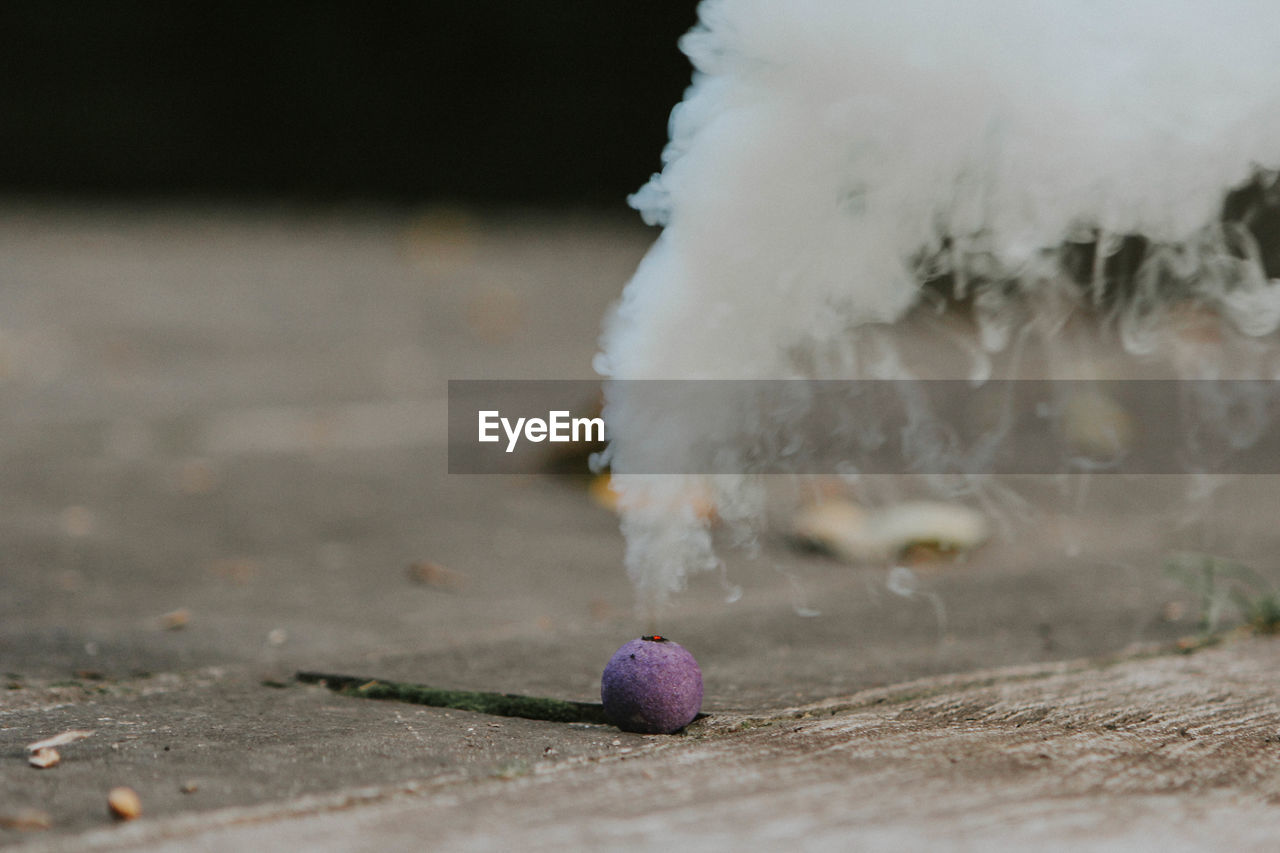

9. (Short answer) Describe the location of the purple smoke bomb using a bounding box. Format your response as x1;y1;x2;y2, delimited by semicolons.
601;635;703;734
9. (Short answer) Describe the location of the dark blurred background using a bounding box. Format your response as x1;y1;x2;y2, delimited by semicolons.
0;2;699;207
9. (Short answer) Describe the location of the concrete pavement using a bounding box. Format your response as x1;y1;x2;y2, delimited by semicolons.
2;204;1279;849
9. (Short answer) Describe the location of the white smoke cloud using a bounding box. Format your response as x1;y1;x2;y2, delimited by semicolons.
597;0;1280;605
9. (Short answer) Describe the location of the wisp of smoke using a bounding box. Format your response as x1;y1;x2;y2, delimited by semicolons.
595;0;1280;607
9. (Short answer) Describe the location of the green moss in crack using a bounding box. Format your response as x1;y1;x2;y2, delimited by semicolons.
296;671;612;725
1165;552;1280;644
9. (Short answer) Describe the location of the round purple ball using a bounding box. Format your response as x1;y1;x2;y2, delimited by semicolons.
601;635;703;734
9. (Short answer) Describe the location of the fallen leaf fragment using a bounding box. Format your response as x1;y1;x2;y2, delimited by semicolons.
1061;388;1133;461
0;808;51;831
406;561;466;592
587;474;620;512
792;499;988;564
208;558;257;585
27;729;94;752
27;748;60;769
875;501;988;555
158;608;191;631
108;787;142;821
588;473;718;522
